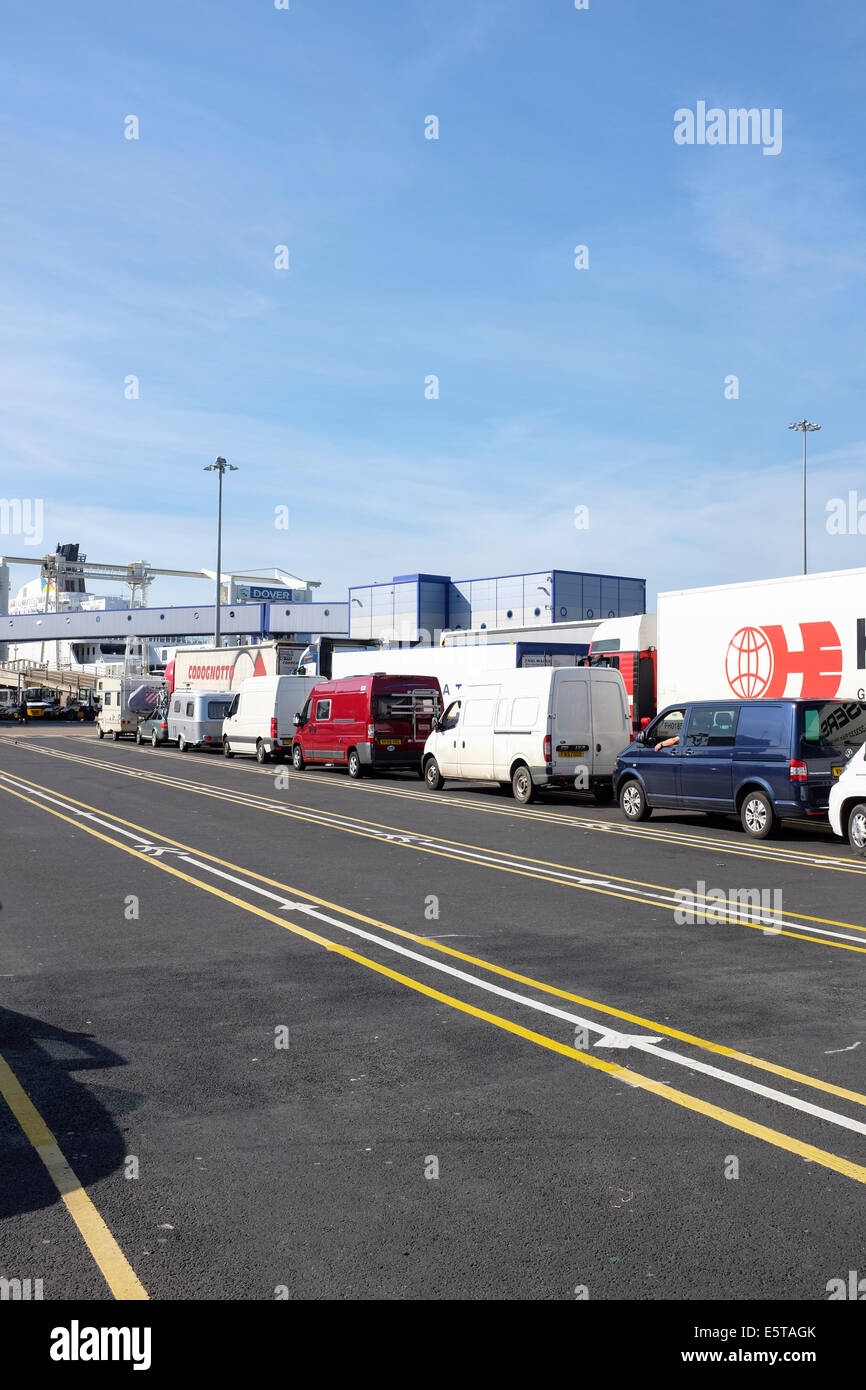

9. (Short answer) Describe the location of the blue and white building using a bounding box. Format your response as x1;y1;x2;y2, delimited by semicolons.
348;569;646;645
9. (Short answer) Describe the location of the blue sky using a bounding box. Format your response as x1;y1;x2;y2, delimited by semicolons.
2;0;866;610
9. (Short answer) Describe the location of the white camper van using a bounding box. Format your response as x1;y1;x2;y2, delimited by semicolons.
167;689;235;752
421;666;631;803
96;675;168;741
221;674;316;763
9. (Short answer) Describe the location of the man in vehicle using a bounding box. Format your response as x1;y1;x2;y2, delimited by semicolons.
653;708;684;751
17;693;28;724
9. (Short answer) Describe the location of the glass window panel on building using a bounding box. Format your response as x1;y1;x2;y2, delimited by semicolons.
582;575;601;618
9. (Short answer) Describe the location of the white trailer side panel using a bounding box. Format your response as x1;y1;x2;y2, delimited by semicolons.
657;567;866;708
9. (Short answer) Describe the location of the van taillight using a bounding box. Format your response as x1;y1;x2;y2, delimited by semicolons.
270;717;278;740
543;735;551;761
367;723;374;739
789;759;808;782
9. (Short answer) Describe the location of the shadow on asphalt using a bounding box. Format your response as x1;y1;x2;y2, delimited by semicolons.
0;1004;135;1220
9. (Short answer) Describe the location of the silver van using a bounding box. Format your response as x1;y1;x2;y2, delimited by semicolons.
168;690;235;752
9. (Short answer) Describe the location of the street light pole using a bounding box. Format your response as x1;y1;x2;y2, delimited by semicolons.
203;456;238;647
788;420;821;575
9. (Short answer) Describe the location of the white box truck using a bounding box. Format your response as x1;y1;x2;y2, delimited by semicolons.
657;568;866;730
330;640;589;705
422;666;631;803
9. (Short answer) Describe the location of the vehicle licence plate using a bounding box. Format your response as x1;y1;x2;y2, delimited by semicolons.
379;737;401;745
832;764;843;778
557;745;588;757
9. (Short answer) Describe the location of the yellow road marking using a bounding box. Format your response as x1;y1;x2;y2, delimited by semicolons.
3;773;866;1177
3;754;865;955
3;766;866;1104
0;1053;148;1300
10;734;865;875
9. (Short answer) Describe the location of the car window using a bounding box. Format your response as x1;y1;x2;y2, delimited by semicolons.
439;700;461;731
186;703;194;718
801;701;866;756
736;704;789;753
315;699;332;721
649;709;685;742
685;705;739;748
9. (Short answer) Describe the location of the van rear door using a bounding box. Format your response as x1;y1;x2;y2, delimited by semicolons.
552;674;591;780
590;676;631;775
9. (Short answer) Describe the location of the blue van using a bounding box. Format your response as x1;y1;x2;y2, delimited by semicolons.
613;698;865;838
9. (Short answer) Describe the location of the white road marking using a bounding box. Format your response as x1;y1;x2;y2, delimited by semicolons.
3;772;866;1145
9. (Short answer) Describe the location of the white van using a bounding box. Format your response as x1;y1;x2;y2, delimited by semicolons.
221;674;316;763
422;667;631;803
168;689;234;752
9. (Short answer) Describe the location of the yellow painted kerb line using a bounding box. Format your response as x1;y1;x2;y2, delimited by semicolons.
0;1053;148;1300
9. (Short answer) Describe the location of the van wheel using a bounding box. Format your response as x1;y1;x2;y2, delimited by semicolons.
256;740;270;764
223;738;234;759
846;802;866;850
512;764;536;804
292;743;305;770
424;756;444;790
151;730;159;748
112;731;120;742
97;727;104;740
620;779;651;822
741;790;776;839
347;749;363;778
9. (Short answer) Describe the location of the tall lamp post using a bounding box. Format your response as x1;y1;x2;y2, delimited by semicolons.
203;456;238;647
788;420;821;575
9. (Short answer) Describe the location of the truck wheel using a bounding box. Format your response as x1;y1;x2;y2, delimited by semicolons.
97;727;104;740
292;744;305;770
255;740;270;764
619;779;651;822
347;748;363;778
112;731;120;742
223;738;234;759
424;756;444;790
846;802;866;850
740;789;776;839
151;730;159;748
512;764;536;804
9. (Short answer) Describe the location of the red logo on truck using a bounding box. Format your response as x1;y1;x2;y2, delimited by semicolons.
726;622;842;698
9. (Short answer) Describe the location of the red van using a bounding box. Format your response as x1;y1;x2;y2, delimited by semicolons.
290;673;442;778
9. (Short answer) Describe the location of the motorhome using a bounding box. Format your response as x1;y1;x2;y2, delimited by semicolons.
95;675;168;741
422;666;631;803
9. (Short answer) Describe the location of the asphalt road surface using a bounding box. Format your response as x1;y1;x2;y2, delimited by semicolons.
1;723;865;1302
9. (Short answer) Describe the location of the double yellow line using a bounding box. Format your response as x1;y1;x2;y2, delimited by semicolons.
2;766;866;1215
